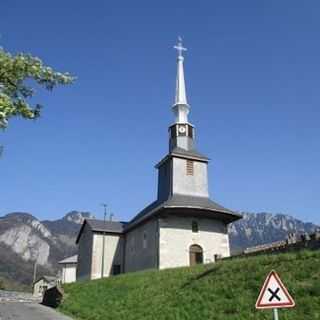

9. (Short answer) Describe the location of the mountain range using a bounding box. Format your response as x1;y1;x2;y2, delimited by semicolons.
0;210;317;289
229;212;318;253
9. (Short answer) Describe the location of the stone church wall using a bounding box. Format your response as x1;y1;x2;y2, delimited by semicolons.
124;218;159;273
76;223;94;281
159;215;230;269
91;233;124;279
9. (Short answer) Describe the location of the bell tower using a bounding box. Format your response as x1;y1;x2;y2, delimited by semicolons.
156;38;210;202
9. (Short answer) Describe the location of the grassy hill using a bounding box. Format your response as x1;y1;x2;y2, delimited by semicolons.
60;250;320;320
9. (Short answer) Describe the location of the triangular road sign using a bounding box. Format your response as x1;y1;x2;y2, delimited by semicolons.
256;270;295;309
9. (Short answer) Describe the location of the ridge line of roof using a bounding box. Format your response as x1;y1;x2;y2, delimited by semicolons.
155;148;209;168
76;195;241;240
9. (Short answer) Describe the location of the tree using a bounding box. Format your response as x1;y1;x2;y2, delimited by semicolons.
0;46;74;129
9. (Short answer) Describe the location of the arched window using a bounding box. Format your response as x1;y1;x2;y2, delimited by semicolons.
189;244;203;266
192;221;199;233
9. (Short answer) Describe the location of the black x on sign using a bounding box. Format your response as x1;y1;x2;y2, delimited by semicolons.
268;288;281;302
256;271;295;309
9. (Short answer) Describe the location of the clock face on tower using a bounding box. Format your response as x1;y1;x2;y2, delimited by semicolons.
178;125;186;134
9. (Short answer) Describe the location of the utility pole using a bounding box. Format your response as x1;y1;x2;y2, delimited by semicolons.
109;212;114;221
101;203;107;279
33;260;37;283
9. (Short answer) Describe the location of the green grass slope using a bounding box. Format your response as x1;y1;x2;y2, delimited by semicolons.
60;250;320;320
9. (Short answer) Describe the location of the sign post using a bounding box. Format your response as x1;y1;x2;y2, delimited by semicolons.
255;270;295;319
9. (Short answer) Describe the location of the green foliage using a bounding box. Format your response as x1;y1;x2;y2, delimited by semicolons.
0;242;52;292
0;47;74;129
60;250;320;320
0;278;4;290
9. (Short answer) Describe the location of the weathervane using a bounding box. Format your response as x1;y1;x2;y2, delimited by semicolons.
174;36;187;58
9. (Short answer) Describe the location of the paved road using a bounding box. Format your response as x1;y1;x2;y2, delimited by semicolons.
0;302;73;320
0;291;73;320
0;290;40;303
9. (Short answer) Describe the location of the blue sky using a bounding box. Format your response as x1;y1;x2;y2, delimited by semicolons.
1;0;319;224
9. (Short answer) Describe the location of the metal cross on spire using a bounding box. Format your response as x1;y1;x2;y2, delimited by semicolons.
172;36;189;123
174;36;187;58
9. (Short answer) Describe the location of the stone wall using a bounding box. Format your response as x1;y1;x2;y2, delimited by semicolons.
91;233;123;279
33;279;56;297
243;231;320;257
124;218;159;273
159;215;230;269
76;223;93;281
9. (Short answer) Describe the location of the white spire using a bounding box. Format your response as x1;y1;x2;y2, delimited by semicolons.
174;37;188;105
173;37;190;123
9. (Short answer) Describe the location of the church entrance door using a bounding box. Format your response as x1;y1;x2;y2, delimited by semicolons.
189;244;203;266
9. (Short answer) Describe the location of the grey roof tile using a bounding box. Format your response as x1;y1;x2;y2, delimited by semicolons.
36;276;56;283
156;148;209;168
86;219;126;233
126;194;241;230
171;147;209;161
58;255;78;264
76;198;241;239
164;194;236;213
76;219;127;243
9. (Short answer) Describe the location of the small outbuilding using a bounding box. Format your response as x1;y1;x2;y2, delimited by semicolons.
33;276;57;297
58;255;77;284
42;285;64;308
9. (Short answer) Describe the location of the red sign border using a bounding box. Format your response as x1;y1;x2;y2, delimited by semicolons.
255;270;295;309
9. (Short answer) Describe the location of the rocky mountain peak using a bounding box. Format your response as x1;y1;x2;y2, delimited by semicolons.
1;212;52;238
2;212;37;223
63;211;95;224
229;212;318;253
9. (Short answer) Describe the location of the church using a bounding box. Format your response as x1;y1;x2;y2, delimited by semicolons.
75;39;241;281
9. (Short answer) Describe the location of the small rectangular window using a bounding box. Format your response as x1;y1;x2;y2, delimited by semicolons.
192;221;199;233
143;231;147;249
130;236;135;253
186;160;194;176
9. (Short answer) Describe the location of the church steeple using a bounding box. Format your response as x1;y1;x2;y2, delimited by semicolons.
156;38;210;202
169;37;195;152
172;37;190;123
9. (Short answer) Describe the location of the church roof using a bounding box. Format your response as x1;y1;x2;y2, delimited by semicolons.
171;147;209;161
75;194;242;238
125;194;242;231
86;219;126;233
166;194;236;213
34;275;56;284
58;255;78;264
75;196;240;239
76;219;127;243
155;147;209;168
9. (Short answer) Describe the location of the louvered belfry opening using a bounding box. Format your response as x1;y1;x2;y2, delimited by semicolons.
186;160;194;175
